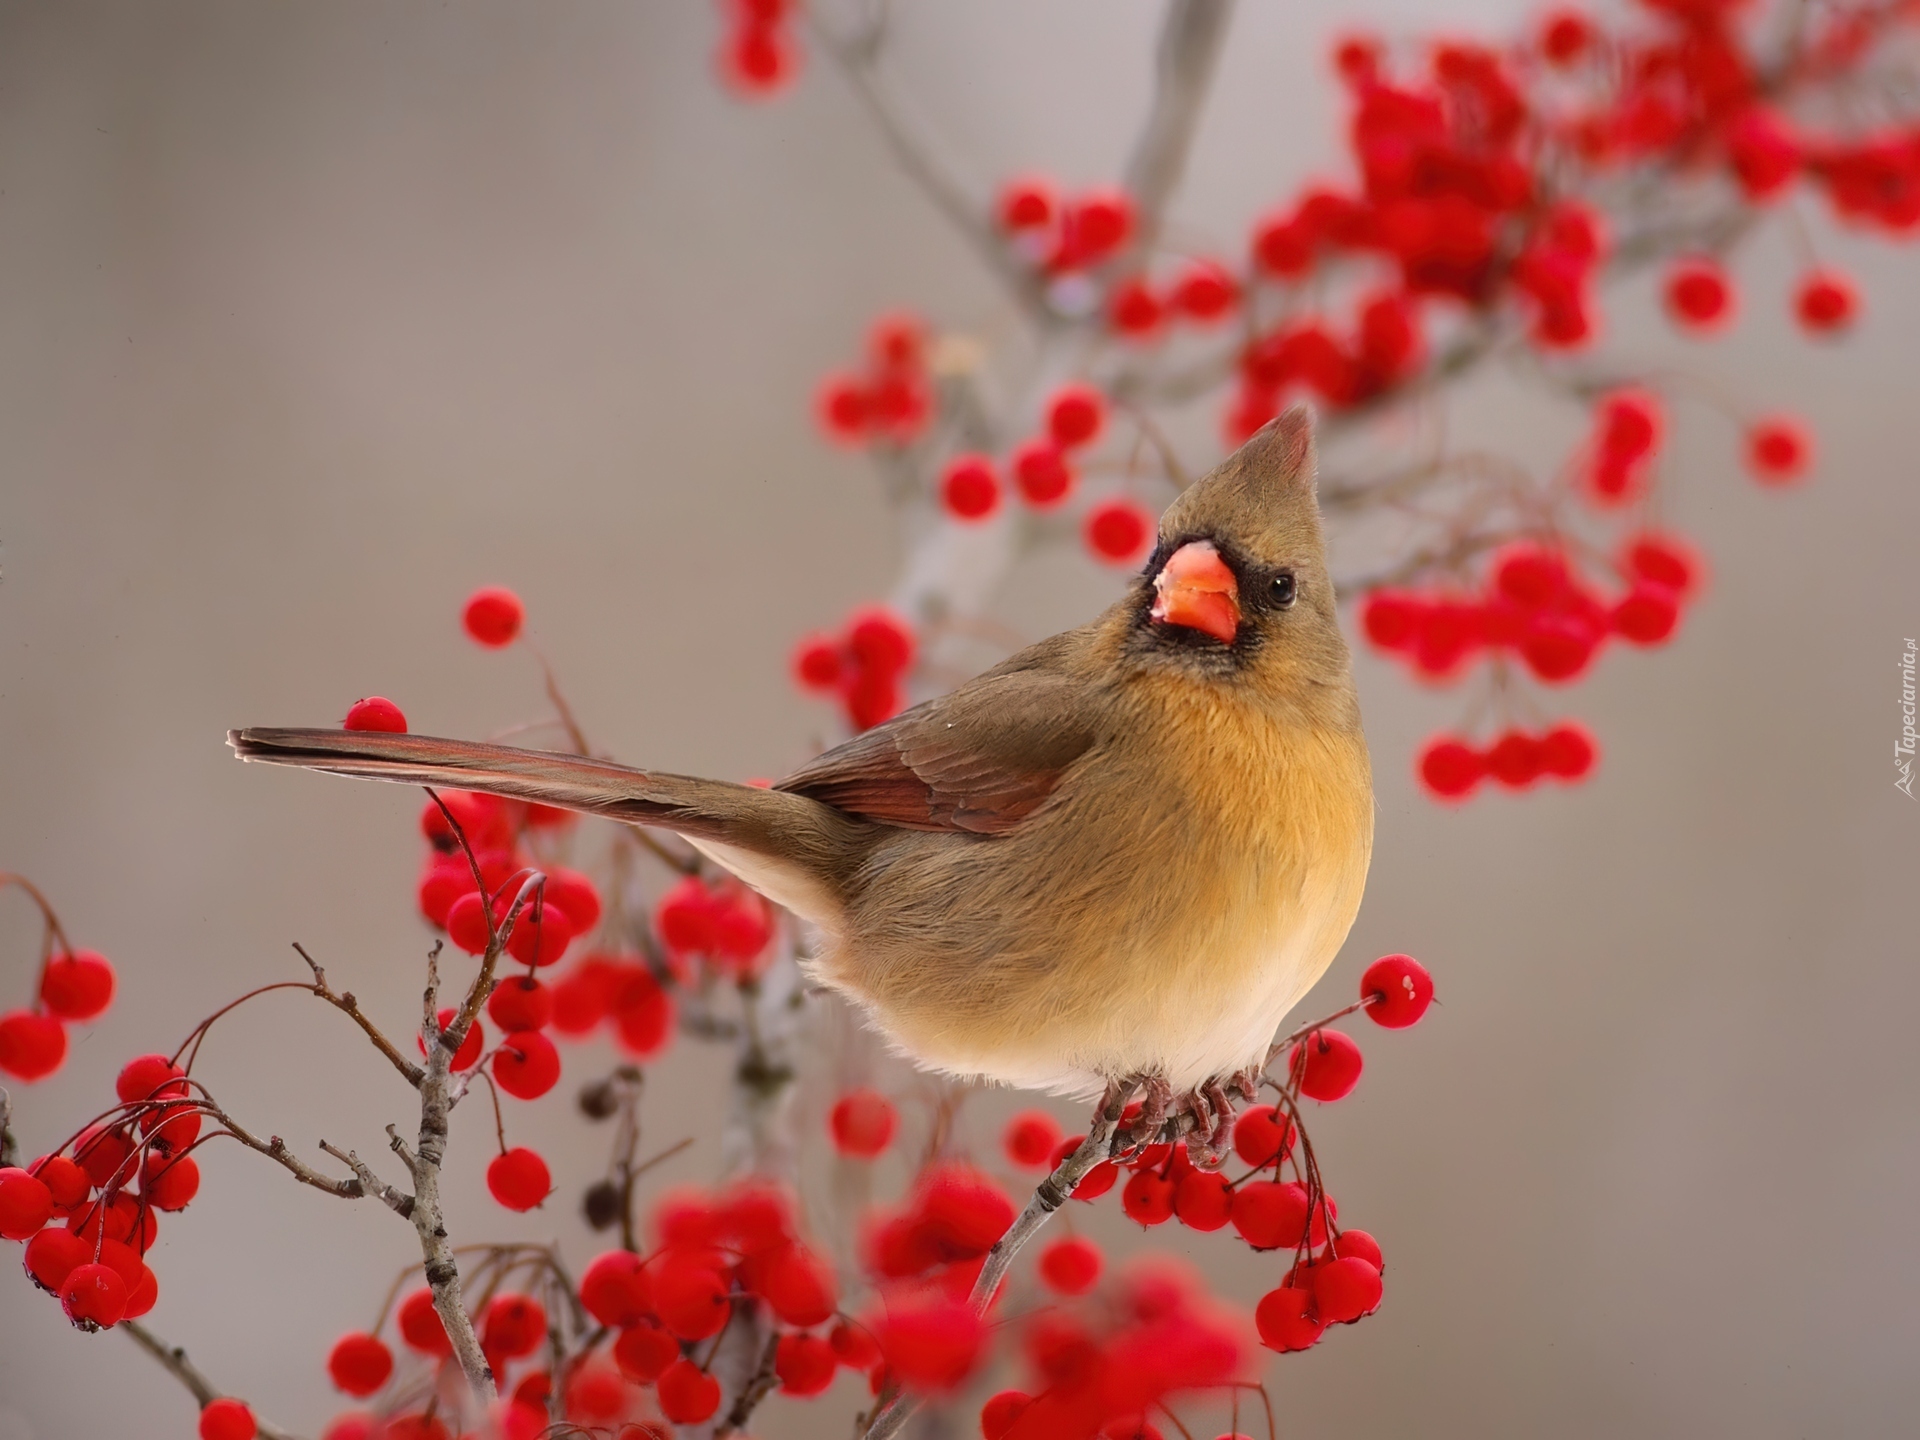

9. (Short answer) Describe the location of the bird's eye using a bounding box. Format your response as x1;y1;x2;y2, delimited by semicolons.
1271;572;1297;607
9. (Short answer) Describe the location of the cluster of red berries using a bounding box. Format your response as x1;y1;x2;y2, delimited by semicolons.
715;0;799;99
7;1052;210;1337
653;873;775;981
1364;534;1701;687
994;178;1136;275
1418;724;1599;800
816;314;936;450
1106;260;1240;341
981;1261;1248;1440
1;953;114;1084
791;604;916;731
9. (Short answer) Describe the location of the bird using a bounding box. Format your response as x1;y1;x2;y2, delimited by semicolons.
230;406;1373;1144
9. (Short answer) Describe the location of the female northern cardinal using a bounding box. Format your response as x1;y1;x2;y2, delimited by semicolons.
232;408;1372;1137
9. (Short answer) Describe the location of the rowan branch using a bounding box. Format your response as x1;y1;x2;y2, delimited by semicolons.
293;943;424;1089
1121;0;1236;261
318;1140;414;1218
122;1320;302;1440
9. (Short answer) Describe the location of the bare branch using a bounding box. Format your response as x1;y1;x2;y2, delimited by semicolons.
1122;0;1237;259
319;1140;414;1218
294;943;424;1089
122;1320;303;1440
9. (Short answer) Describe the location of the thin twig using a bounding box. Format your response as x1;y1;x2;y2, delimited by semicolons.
318;1141;415;1217
122;1320;303;1440
294;943;425;1088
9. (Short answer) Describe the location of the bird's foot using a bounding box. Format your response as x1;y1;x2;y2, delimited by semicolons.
1177;1079;1238;1169
1111;1073;1174;1160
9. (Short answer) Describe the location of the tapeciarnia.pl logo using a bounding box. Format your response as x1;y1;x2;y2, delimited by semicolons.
1899;638;1917;799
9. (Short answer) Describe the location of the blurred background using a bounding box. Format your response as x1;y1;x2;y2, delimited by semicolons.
3;2;1917;1437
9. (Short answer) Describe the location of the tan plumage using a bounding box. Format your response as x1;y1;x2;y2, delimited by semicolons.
231;407;1372;1101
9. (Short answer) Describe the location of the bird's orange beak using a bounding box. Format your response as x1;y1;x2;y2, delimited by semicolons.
1150;540;1240;643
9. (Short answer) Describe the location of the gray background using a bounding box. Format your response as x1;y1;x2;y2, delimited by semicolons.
2;2;1916;1438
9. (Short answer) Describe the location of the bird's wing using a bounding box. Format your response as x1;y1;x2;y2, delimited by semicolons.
775;664;1102;835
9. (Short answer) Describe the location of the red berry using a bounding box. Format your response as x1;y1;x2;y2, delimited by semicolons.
1665;258;1734;330
482;1292;548;1359
543;868;601;933
320;1417;380;1440
1036;1235;1103;1295
493;1030;561;1100
1539;722;1598;780
144;1152;201;1211
1486;729;1545;789
1289;1028;1363;1101
1120;1166;1176;1226
31;1155;89;1212
398;1288;452;1357
445;893;492;955
1331;1228;1385;1271
1418;737;1484;800
487;976;552;1032
1109;276;1164;338
1540;8;1592;63
199;1399;257;1440
1361;954;1433;1028
830;1088;897;1158
1255;1285;1324;1352
1746;417;1811;483
997;177;1056;232
775;1332;837;1397
1624;532;1700;596
61;1262;128;1330
846;607;916;676
1084;500;1153;565
1795;270;1857;333
39;951;115;1022
816;373;870;444
24;1227;90;1294
1230;1179;1314;1250
830;1318;882;1369
0;1167;53;1239
1362;590;1422;649
1003;1110;1064;1168
506;901;575;968
719;21;799;97
463;587;524;647
657;1358;722;1423
941;454;1003;521
581;1251;653;1328
343;697;407;733
1231;1105;1296;1167
486;1147;551;1212
118;1053;186;1104
0;1010;67;1081
1172;1169;1233;1231
793;635;845;691
873;1295;988;1392
981;1391;1034;1440
74;1125;136;1190
1519;614;1599;683
1612;584;1681;645
1492;547;1570;610
417;1009;482;1071
1045;385;1106;450
1169;260;1236;321
613;1321;678;1383
761;1243;837;1327
1597;389;1661;463
1010;438;1074;508
1312;1256;1383;1323
1054;190;1134;268
868;312;926;371
327;1332;394;1397
611;966;675;1058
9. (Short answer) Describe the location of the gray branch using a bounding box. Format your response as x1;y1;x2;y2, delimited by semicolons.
1121;0;1236;260
122;1320;303;1440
